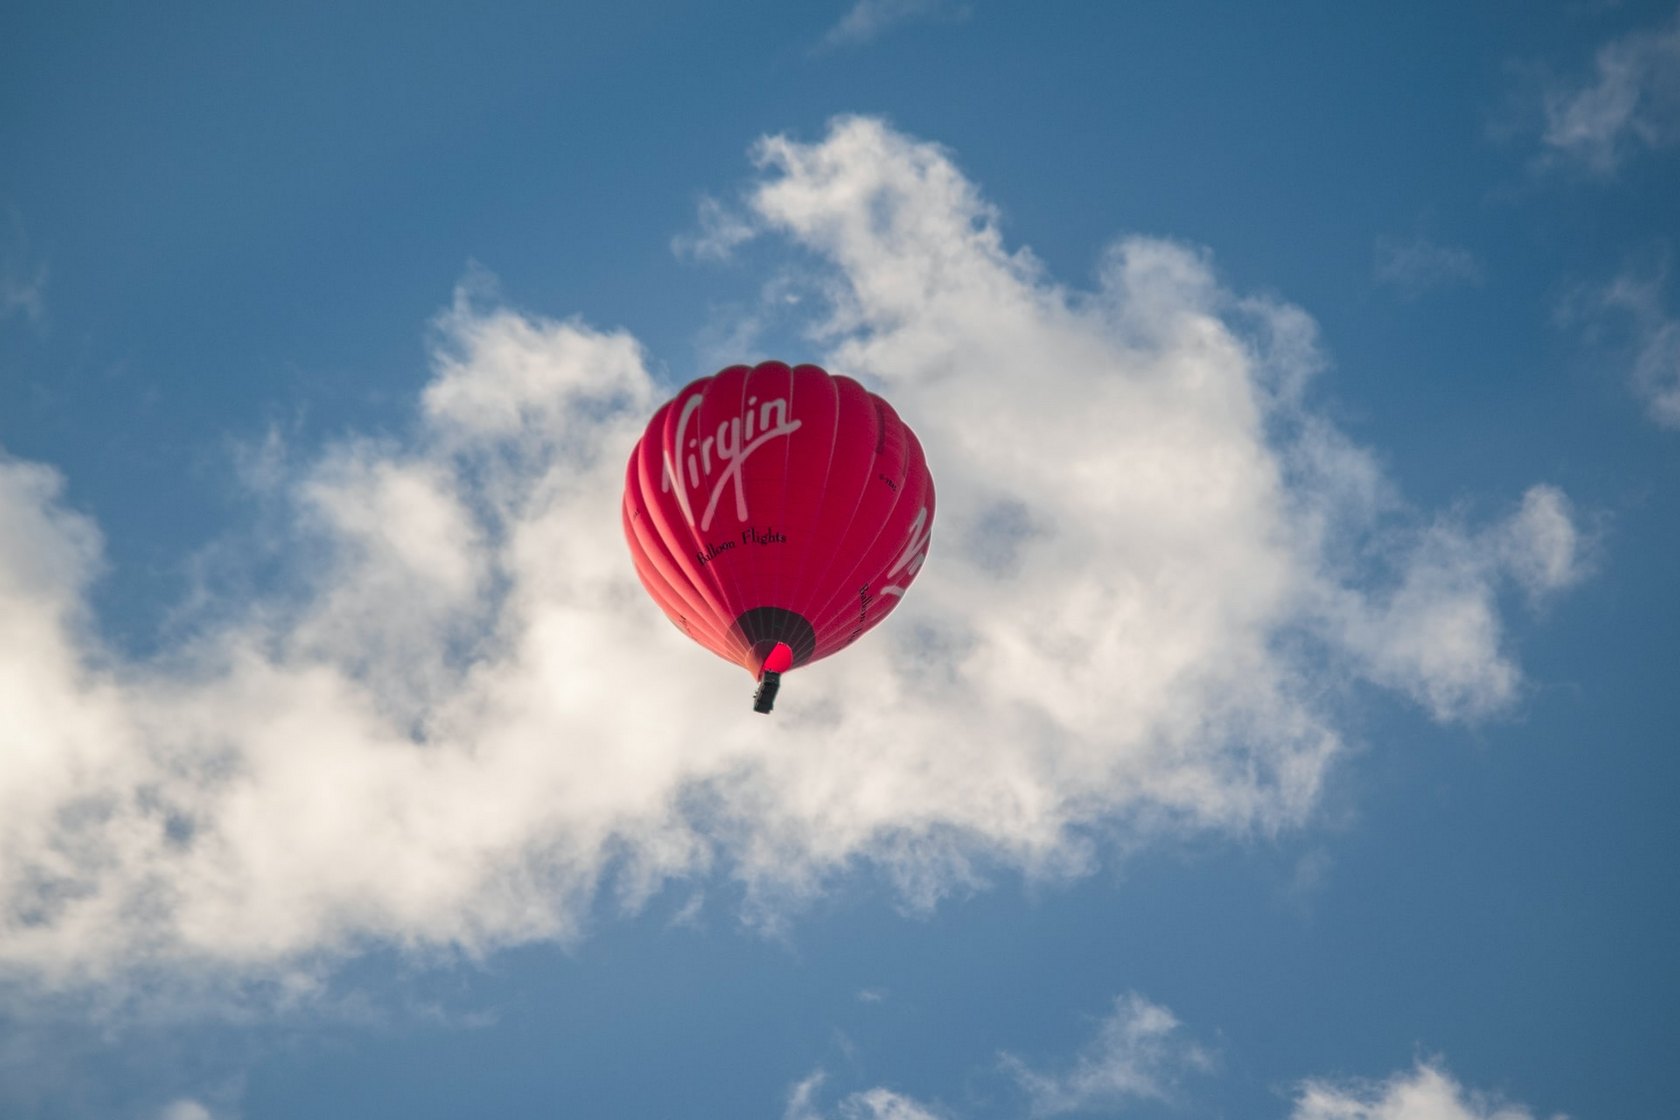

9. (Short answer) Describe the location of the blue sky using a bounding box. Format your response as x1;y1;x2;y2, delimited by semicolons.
2;3;1678;1118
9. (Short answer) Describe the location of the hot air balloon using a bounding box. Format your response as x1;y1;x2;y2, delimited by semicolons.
622;361;935;712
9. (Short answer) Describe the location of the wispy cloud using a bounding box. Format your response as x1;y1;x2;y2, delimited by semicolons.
1536;7;1680;175
1373;235;1484;298
1;206;47;328
1001;993;1214;1115
784;994;1210;1120
787;1071;829;1120
671;196;757;262
1600;265;1680;429
792;1005;1553;1120
1559;258;1680;429
820;0;969;50
1293;1060;1557;1120
0;117;1581;1000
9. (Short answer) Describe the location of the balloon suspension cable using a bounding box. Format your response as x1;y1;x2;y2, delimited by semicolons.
753;671;782;714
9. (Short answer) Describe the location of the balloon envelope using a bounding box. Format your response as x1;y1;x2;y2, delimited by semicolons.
622;362;935;697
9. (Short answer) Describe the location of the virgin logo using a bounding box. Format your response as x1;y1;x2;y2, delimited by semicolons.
662;392;803;531
881;506;930;598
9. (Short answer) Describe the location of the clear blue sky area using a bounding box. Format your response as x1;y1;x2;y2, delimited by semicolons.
2;4;1677;1119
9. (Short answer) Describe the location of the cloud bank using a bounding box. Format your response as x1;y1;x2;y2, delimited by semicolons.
0;117;1581;995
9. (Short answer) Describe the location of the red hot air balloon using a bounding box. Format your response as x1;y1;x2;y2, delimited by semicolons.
622;361;935;712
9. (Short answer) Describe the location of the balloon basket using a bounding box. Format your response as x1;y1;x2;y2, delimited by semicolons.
753;671;782;714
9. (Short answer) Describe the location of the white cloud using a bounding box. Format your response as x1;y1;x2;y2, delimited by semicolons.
789;1072;946;1120
1312;485;1582;721
0;116;1581;997
1001;993;1213;1115
1292;1060;1558;1120
1538;7;1680;175
840;1090;944;1120
792;1024;1551;1120
1598;265;1680;429
1630;314;1680;426
821;0;969;50
1559;260;1680;429
158;1100;215;1120
671;196;758;262
788;1071;830;1120
1498;486;1585;599
1373;236;1483;298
